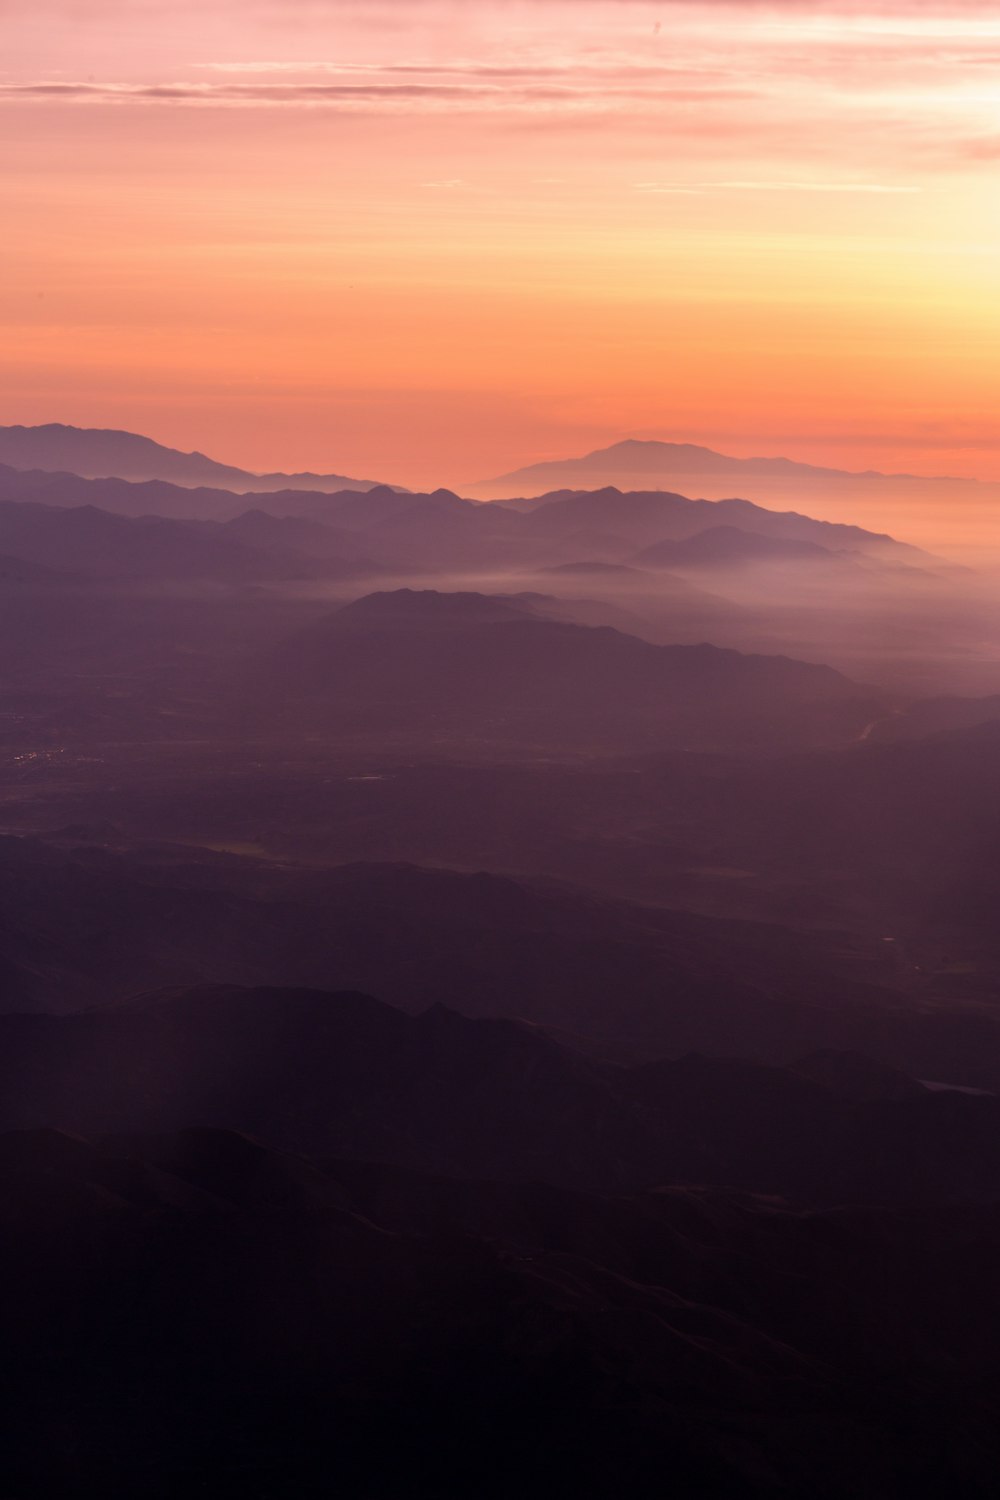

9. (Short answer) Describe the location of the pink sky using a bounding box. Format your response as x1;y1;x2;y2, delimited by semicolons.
3;0;1000;492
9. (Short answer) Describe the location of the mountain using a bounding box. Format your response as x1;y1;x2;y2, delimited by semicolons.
0;497;379;583
469;440;996;550
0;424;395;493
9;1125;1000;1498
0;551;67;585
472;437;967;497
0;462;286;521
0;478;926;618
0;463;924;581
0;465;532;568
635;525;848;571
255;588;891;754
512;487;923;559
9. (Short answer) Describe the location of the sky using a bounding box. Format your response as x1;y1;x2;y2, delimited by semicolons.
3;0;1000;491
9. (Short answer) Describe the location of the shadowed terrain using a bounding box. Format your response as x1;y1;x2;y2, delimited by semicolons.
4;427;1000;1497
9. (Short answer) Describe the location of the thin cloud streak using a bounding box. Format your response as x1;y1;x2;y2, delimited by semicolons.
635;180;923;193
0;78;760;109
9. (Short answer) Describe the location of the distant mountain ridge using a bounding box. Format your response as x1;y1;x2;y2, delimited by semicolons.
473;437;968;499
0;423;397;494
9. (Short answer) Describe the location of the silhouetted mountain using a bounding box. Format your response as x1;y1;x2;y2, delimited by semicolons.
472;436;970;498
218;507;370;563
0;423;393;492
0;463;924;578
256;588;890;753
513;487;922;559
0;467;537;572
0;498;377;583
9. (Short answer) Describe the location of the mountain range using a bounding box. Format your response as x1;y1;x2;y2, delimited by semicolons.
0;424;395;494
0;464;924;579
468;439;997;551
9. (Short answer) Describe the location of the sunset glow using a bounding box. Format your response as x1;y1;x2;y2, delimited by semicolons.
4;0;1000;492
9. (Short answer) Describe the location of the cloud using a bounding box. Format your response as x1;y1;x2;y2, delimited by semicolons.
635;179;922;193
0;74;759;111
4;0;999;178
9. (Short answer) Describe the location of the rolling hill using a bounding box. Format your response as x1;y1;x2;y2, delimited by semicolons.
9;1120;1000;1498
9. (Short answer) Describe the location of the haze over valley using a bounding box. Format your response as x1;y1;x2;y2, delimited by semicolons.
6;403;1000;1498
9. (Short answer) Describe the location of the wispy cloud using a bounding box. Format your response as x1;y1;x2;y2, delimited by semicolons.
0;74;760;111
635;179;922;193
3;2;996;177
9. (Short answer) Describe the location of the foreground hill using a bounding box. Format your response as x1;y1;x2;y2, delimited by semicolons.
0;424;392;493
3;983;1000;1205
257;588;890;753
7;1125;1000;1497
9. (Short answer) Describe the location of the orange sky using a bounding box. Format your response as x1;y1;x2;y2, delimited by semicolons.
3;0;1000;492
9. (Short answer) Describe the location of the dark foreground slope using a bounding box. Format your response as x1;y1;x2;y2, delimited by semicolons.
5;1122;1000;1499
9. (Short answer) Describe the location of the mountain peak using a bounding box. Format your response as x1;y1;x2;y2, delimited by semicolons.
468;437;969;508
